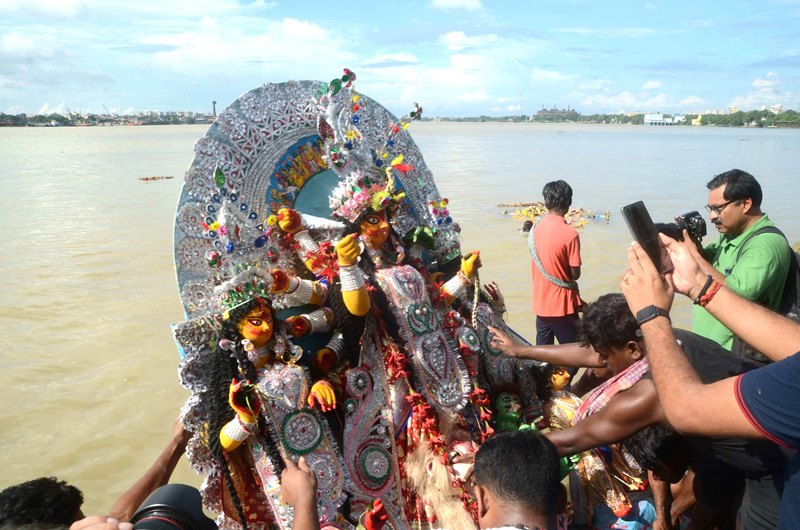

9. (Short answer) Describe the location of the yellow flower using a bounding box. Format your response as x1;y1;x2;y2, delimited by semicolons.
209;221;220;231
266;215;278;226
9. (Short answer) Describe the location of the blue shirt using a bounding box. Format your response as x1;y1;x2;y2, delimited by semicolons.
735;351;800;528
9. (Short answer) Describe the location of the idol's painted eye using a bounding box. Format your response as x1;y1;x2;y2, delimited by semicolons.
247;318;264;326
364;215;381;225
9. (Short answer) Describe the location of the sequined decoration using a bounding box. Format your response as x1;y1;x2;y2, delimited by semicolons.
281;409;323;455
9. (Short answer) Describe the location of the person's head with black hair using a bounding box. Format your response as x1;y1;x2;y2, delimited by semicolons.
0;477;84;528
707;168;762;209
578;293;644;375
621;425;691;484
542;180;573;215
705;169;764;236
473;430;560;530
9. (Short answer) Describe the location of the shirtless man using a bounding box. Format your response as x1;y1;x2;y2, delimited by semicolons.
488;293;786;529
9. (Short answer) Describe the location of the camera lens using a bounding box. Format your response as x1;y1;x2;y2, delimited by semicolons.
131;484;217;530
132;512;185;530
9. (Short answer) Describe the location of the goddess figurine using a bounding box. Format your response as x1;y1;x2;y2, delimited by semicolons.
543;366;582;431
326;180;486;530
205;296;348;530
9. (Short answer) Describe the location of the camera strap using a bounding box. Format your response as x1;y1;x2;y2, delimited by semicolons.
528;229;579;291
735;225;798;313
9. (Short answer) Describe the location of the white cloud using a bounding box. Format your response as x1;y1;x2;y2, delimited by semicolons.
363;52;420;67
438;31;499;52
555;27;663;38
458;90;489;102
36;102;67;114
679;96;706;108
730;73;794;109
531;68;576;83
0;0;87;19
642;80;661;90
430;0;482;11
582;92;638;109
0;31;63;61
576;79;612;91
140;17;355;78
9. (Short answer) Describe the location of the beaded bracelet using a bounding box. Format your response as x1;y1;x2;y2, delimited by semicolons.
306;307;334;333
285;278;314;305
443;271;469;299
223;416;256;441
294;229;319;254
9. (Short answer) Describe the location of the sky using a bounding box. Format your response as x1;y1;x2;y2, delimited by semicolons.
1;0;799;117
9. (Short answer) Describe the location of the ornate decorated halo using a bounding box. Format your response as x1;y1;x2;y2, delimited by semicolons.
173;73;461;321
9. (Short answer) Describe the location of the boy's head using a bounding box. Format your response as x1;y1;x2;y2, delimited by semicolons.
622;425;691;483
542;180;573;213
0;477;84;528
473;430;560;528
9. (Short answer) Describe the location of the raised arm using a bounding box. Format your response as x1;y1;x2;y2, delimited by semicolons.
107;417;191;521
335;234;371;316
665;231;800;362
620;241;764;438
545;380;663;455
487;325;603;368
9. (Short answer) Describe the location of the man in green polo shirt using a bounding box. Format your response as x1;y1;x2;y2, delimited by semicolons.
689;169;791;350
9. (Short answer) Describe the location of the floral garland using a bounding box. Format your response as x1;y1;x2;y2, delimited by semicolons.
404;392;479;522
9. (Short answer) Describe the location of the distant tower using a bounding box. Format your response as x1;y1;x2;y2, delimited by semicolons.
212;100;217;117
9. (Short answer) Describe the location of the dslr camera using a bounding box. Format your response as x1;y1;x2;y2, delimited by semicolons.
131;484;217;530
654;211;707;250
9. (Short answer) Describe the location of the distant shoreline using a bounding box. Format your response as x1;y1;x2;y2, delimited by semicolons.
2;120;798;129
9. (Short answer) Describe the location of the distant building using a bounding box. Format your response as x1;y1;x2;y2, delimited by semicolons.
534;105;580;121
691;114;703;126
644;113;678;125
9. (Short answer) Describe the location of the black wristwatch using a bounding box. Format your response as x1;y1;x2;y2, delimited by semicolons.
635;305;670;326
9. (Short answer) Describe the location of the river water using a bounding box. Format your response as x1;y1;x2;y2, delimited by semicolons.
0;122;797;515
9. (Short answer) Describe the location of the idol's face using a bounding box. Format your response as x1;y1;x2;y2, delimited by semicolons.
495;392;522;419
551;367;571;391
359;211;390;248
237;306;274;348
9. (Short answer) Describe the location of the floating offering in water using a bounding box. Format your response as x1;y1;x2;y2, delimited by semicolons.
138;176;174;181
498;201;611;227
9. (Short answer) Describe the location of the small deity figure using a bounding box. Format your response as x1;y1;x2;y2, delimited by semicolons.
206;296;347;530
493;391;523;432
544;366;583;431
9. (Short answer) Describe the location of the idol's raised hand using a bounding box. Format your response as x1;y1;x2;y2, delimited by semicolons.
335;233;362;267
460;251;482;281
277;207;304;233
